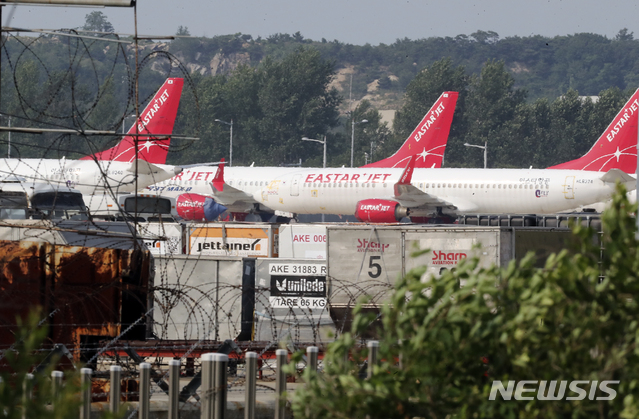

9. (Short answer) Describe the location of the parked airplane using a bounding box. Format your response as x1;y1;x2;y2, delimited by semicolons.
237;90;639;222
548;88;639;212
145;92;459;221
0;78;185;200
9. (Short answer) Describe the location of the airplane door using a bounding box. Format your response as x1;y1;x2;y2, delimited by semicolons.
290;174;301;196
563;176;575;199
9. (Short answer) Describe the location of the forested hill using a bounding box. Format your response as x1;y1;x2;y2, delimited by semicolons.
2;24;639;169
169;28;639;104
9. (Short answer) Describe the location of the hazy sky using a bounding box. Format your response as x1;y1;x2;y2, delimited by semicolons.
3;0;639;45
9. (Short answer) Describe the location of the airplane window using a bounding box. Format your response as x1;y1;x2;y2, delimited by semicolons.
453;184;457;188
372;183;375;188
383;183;387;188
250;181;254;186
419;183;423;188
338;183;341;187
464;184;467;188
509;185;512;189
447;184;451;188
437;184;441;188
238;181;242;186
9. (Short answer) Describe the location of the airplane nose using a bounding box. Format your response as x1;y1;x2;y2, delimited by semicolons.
173;166;183;175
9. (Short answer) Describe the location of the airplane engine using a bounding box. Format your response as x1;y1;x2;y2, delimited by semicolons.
354;199;410;223
176;193;227;222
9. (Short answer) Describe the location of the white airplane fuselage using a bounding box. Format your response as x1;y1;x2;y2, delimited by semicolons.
0;158;181;195
253;167;633;216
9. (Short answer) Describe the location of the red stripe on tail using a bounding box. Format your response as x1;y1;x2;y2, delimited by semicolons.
364;91;458;169
549;89;639;173
81;78;184;164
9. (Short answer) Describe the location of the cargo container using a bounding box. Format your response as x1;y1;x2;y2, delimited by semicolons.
152;255;245;341
253;258;331;343
137;222;183;256
278;224;327;259
186;223;278;257
0;240;151;364
326;224;581;335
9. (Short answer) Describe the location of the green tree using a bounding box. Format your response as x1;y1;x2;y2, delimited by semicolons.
344;99;391;167
291;186;639;418
0;311;122;419
82;11;114;33
390;58;468;165
176;26;191;36
462;59;526;168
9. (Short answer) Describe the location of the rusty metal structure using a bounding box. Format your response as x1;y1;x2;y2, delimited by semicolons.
0;239;151;363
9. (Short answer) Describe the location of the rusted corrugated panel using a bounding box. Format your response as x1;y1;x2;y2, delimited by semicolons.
0;240;151;363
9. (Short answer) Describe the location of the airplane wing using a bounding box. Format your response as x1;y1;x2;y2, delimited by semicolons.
392;155;457;210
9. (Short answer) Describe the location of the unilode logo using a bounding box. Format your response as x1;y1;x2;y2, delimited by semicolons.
196;239;261;252
432;250;467;265
357;239;390;253
271;276;326;297
489;380;619;401
535;189;549;198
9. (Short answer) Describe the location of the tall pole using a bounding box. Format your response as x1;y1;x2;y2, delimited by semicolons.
350;119;355;168
322;135;326;169
484;141;487;169
229;119;233;167
7;116;10;158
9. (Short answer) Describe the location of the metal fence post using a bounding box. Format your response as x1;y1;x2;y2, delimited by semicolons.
213;353;228;419
80;368;92;419
275;349;287;419
245;352;257;419
139;363;151;419
169;359;181;419
201;353;215;419
306;346;318;373
51;370;63;406
367;341;379;379
109;365;122;413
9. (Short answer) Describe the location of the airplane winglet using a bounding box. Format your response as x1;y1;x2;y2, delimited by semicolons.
398;155;416;185
212;158;225;192
394;155;416;196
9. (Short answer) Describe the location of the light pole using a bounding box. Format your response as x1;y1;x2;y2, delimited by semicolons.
463;141;487;169
351;118;368;167
215;119;233;167
301;135;327;168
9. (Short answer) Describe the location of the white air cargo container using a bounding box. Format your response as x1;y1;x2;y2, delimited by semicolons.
278;224;327;259
138;222;183;256
253;258;332;343
186;223;279;257
153;255;245;341
326;224;578;335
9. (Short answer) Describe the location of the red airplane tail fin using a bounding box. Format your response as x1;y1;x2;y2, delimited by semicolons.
81;78;184;164
548;88;639;173
364;91;458;169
